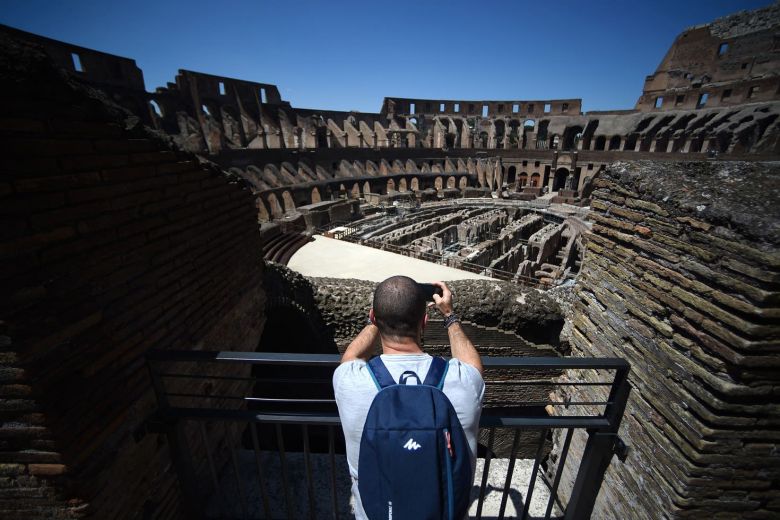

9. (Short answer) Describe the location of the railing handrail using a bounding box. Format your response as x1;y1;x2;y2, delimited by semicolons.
146;349;629;370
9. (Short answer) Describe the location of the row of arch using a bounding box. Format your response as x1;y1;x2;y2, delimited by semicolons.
257;174;471;221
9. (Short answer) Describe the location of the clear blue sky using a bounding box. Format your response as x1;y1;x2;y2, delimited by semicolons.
0;0;771;112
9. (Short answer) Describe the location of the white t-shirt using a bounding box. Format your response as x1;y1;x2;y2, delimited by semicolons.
333;354;485;519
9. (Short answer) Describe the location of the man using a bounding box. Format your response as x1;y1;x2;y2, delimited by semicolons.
333;276;484;519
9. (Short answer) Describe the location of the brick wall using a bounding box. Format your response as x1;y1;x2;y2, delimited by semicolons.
555;161;779;519
0;36;265;518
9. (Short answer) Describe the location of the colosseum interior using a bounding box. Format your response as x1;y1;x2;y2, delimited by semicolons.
1;2;778;520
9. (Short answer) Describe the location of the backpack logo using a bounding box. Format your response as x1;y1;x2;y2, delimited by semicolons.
403;438;422;451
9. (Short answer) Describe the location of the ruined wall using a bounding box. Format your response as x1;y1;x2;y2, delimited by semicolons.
556;161;779;519
0;37;265;519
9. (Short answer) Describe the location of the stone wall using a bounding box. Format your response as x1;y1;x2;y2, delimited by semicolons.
555;161;779;519
0;36;265;519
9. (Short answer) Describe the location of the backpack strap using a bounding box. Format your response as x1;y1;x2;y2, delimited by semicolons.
422;356;449;389
366;356;395;390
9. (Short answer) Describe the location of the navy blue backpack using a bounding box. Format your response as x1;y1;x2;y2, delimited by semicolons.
359;356;472;520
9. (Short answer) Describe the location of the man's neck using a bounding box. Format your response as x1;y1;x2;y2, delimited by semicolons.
381;336;424;355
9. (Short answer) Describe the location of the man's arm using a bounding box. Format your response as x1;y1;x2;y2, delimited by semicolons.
431;282;483;374
340;323;380;363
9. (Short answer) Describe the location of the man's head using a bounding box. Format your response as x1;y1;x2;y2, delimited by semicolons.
371;276;427;341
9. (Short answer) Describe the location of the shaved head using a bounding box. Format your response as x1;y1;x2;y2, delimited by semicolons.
372;276;426;340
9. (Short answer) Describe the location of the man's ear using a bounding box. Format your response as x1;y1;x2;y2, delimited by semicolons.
369;308;376;325
422;312;428;329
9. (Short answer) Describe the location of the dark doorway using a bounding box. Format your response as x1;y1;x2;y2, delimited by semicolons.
553;167;569;191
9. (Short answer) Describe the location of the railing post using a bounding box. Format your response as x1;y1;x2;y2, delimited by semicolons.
564;366;631;520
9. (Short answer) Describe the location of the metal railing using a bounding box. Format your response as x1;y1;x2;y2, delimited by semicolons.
146;351;630;520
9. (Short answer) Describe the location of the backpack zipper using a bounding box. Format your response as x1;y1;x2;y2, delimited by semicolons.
444;428;454;520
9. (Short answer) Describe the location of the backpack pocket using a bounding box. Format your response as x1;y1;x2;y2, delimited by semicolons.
360;428;443;520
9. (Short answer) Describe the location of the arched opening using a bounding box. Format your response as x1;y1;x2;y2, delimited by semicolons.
447;176;456;188
519;172;528;187
411;177;420;191
494;120;505;149
363;181;371;194
522;120;535;149
339;183;348;198
399;178;407;192
624;134;638;151
387;178;396;192
507;166;517;186
562;126;584;150
553;167;569;191
281;191;295;213
351;184;361;198
459;176;467;190
594;136;606;150
311;187;321;204
445;133;455;148
609;136;621;150
435;177;443;190
478;131;488;148
550;134;560;150
530;172;541;187
267;193;283;219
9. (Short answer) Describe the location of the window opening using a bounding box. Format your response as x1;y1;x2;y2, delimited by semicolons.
201;105;212;116
150;100;163;116
654;97;663;109
260;88;267;103
544;103;551;113
527;103;534;113
696;93;709;108
512;104;519;113
675;95;685;106
440;103;445;112
454;103;460;112
482;105;489;117
71;52;84;72
718;42;729;56
219;82;226;95
410;103;416;114
747;86;759;99
721;89;732;100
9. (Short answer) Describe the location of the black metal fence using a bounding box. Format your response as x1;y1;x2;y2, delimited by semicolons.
146;351;630;520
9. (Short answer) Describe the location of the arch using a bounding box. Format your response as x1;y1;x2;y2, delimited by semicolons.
459;176;467;190
519;172;528;187
608;135;621;150
553;167;569;191
281;191;295;213
562;126;584;150
311;187;321;204
435;177;443;190
266;193;283;219
411;177;420;191
550;134;560;150
363;181;371;194
399;178;408;192
507;165;517;186
594;135;606;150
387;178;396;192
530;172;541;187
351;183;361;198
447;176;456;188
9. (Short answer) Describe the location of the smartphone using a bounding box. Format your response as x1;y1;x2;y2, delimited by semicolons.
418;283;443;301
